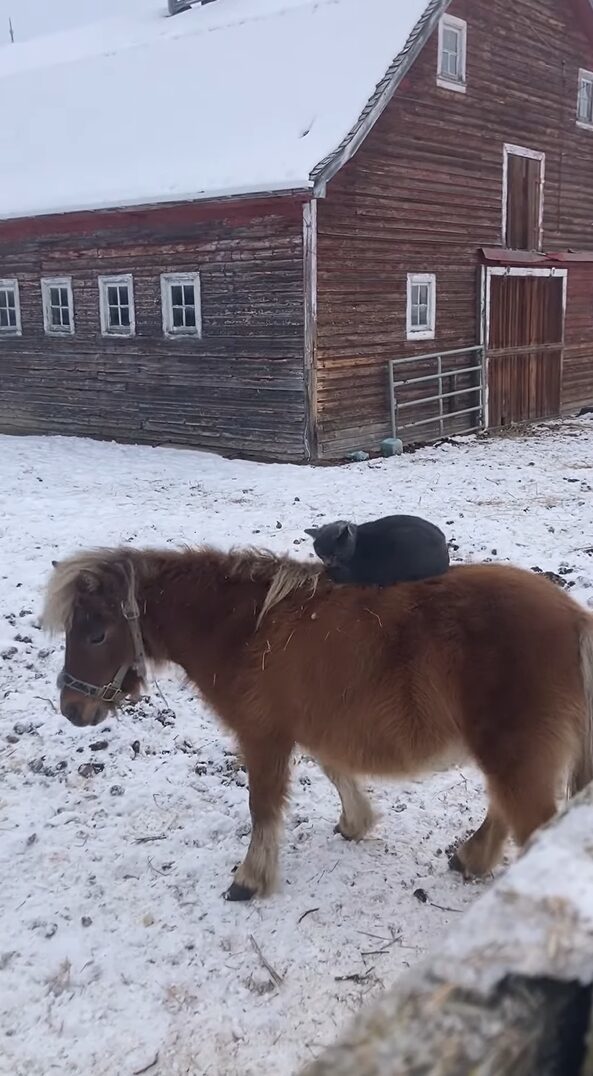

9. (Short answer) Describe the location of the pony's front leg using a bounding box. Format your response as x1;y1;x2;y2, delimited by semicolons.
225;736;293;902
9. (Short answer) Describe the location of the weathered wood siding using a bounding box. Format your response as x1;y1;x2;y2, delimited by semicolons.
563;263;593;412
0;199;307;461
316;0;593;458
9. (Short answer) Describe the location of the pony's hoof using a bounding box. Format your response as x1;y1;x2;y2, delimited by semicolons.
224;881;256;902
334;822;354;841
448;851;471;879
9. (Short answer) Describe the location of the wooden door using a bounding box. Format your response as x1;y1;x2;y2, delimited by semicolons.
505;153;542;250
487;274;564;428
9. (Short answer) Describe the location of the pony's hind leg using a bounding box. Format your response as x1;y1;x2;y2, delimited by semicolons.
225;735;293;902
323;767;376;841
449;805;508;878
450;764;559;880
489;768;557;849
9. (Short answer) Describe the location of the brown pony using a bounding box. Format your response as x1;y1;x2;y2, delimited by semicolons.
43;546;593;901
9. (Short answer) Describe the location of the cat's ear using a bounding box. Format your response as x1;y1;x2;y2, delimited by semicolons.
305;527;319;539
336;522;356;546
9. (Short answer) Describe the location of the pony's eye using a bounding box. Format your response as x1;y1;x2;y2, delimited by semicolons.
89;631;106;646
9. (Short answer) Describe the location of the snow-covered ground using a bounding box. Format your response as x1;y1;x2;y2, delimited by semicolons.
1;421;592;1076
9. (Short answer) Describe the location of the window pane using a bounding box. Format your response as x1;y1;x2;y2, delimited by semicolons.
443;28;458;50
0;309;7;328
109;305;121;327
172;307;184;328
107;286;119;305
62;307;70;327
8;307;16;327
121;307;130;327
171;285;183;306
183;284;195;306
411;282;432;330
579;78;593;122
0;291;8;310
50;306;61;326
185;307;196;327
441;26;461;78
50;288;60;307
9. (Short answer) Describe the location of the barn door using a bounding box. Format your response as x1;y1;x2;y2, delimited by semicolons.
505;153;542;250
487;273;564;428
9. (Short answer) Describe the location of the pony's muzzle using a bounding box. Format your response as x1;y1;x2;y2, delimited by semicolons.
61;696;108;727
59;682;108;727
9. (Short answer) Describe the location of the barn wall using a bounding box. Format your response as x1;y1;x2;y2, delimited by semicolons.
0;199;308;461
316;0;593;458
563;264;593;413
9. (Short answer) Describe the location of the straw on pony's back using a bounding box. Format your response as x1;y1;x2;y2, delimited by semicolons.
44;545;593;900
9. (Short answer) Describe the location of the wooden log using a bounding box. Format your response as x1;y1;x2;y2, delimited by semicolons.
302;786;593;1076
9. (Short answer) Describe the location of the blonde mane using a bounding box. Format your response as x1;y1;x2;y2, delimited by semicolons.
42;545;322;634
41;548;138;634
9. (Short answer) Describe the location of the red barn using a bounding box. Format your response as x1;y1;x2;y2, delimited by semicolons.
1;0;593;461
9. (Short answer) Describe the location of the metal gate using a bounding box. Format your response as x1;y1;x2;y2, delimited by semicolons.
388;346;484;443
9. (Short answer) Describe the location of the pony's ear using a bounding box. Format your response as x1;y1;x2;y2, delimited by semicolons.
305;527;319;539
77;570;99;594
51;560;59;569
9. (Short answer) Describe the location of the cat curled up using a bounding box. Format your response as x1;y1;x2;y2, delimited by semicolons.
306;514;449;586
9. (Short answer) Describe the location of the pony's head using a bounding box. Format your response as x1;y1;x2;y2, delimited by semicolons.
42;550;147;727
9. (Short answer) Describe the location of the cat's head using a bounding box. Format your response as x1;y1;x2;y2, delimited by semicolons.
305;521;357;565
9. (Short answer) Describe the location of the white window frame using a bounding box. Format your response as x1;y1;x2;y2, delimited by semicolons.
406;273;436;341
577;68;593;129
41;277;74;336
0;278;22;336
437;15;467;93
98;274;136;337
502;144;546;250
161;272;202;338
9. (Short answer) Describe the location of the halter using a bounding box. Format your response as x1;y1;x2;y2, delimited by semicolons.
59;585;147;707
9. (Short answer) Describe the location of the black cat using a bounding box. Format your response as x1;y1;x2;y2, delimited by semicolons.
305;514;449;585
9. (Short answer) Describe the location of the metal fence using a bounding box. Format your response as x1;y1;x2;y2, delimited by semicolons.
388;345;485;442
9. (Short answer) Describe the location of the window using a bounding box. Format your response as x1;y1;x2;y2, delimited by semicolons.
503;144;545;251
0;279;21;335
406;274;436;340
161;273;202;337
41;277;74;335
99;274;135;336
437;15;467;92
577;69;593;128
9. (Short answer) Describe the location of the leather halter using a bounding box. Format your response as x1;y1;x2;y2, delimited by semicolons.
59;590;147;706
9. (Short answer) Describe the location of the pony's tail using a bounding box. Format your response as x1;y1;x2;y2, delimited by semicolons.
570;617;593;796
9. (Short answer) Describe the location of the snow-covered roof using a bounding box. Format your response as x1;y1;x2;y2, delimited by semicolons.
0;0;436;221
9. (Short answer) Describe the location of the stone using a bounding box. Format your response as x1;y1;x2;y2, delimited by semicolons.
380;437;404;457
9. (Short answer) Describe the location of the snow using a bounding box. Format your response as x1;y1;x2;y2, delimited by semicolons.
1;419;593;1075
0;0;154;46
0;0;431;220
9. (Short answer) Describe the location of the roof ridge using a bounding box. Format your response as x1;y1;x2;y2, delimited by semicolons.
0;0;330;82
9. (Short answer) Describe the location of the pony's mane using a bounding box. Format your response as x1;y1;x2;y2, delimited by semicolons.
42;547;139;634
42;545;322;634
224;547;322;624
